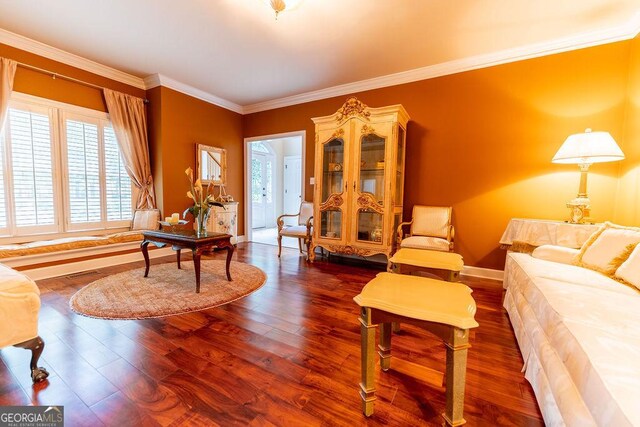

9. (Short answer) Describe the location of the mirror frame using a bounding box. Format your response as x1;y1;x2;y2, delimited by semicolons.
197;144;227;186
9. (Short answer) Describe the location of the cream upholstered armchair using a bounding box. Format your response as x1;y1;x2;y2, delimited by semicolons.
277;201;313;260
0;264;49;383
397;205;454;252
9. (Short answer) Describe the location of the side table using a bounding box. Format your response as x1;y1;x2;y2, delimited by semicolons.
499;218;600;249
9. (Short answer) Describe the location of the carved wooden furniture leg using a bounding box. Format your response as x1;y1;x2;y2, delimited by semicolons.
176;248;182;269
141;240;151;277
192;248;202;293
305;237;312;262
359;307;376;417
277;235;283;257
223;241;234;281
298;238;303;253
443;328;471;427
14;336;49;383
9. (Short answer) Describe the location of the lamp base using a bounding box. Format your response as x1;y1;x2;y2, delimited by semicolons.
566;197;590;224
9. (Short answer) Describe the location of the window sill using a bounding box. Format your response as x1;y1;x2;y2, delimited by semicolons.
0;226;131;245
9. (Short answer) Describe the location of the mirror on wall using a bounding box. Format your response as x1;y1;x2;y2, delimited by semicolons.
197;144;226;185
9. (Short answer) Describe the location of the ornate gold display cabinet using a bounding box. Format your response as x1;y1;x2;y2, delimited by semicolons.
309;97;409;261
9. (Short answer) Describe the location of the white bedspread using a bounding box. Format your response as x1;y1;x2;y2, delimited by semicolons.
504;253;640;427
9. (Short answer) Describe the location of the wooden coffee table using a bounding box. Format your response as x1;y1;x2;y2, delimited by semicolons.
141;230;234;293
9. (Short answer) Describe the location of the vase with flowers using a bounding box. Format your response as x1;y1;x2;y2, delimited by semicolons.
183;167;224;237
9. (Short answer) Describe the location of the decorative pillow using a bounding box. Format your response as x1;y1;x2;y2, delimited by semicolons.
576;222;640;275
615;243;640;291
532;245;579;265
131;209;161;231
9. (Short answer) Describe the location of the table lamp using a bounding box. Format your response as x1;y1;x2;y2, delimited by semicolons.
552;128;624;223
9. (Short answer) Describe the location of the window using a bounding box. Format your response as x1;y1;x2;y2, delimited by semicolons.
0;94;132;238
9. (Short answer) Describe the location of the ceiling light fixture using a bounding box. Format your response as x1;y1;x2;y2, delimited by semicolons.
263;0;303;19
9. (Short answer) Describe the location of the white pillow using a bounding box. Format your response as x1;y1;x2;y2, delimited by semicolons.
131;209;161;230
577;222;640;275
532;245;579;265
615;244;640;291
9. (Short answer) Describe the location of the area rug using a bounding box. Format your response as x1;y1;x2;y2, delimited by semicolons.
69;260;266;320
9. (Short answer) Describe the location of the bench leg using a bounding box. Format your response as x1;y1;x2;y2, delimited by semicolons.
443;328;470;427
392;322;401;333
378;322;392;371
359;308;376;417
14;336;49;383
448;270;460;282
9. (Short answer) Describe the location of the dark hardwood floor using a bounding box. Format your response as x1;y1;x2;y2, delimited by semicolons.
0;243;543;426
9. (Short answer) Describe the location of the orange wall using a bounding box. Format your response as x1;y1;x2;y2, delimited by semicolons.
147;87;244;232
0;43;144;110
616;34;640;225
244;41;632;270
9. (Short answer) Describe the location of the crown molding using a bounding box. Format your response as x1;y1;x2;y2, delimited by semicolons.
2;12;639;115
243;13;640;114
0;27;146;89
144;73;243;114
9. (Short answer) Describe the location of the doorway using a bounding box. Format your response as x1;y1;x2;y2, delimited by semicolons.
245;131;305;247
251;143;275;229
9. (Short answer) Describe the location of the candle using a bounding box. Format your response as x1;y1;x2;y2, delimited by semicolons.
165;216;172;223
171;213;179;224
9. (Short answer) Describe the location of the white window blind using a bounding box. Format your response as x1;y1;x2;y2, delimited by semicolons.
8;108;56;230
104;126;132;221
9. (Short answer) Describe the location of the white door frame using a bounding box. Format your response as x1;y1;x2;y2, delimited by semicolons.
244;130;306;243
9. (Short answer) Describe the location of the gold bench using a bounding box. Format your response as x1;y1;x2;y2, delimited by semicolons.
388;247;464;282
354;272;478;426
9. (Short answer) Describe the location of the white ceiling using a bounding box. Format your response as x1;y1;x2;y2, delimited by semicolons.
0;0;639;112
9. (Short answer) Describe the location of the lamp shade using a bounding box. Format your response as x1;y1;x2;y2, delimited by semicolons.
552;128;625;164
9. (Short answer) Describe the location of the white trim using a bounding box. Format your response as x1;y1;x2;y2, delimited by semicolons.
243;12;640;113
15;246;174;281
244;131;306;243
0;28;146;90
236;235;247;243
143;74;243;114
461;266;504;281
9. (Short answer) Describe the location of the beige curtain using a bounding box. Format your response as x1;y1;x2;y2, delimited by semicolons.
0;57;17;133
103;89;156;209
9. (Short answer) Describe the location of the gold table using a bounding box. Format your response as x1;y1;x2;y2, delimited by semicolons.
354;272;478;426
388;248;464;282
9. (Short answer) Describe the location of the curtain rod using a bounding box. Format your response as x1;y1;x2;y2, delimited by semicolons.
16;62;149;104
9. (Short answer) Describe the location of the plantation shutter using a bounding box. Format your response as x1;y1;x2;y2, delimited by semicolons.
66;119;101;224
0;132;7;230
8;108;56;230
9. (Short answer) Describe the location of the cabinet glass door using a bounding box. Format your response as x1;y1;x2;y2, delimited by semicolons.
355;129;387;244
319;134;347;240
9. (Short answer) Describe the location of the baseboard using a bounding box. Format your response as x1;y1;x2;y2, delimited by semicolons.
237;235;247;243
20;247;173;281
462;266;504;281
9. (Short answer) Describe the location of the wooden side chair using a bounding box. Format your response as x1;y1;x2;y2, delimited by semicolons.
277;201;314;260
397;205;454;252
